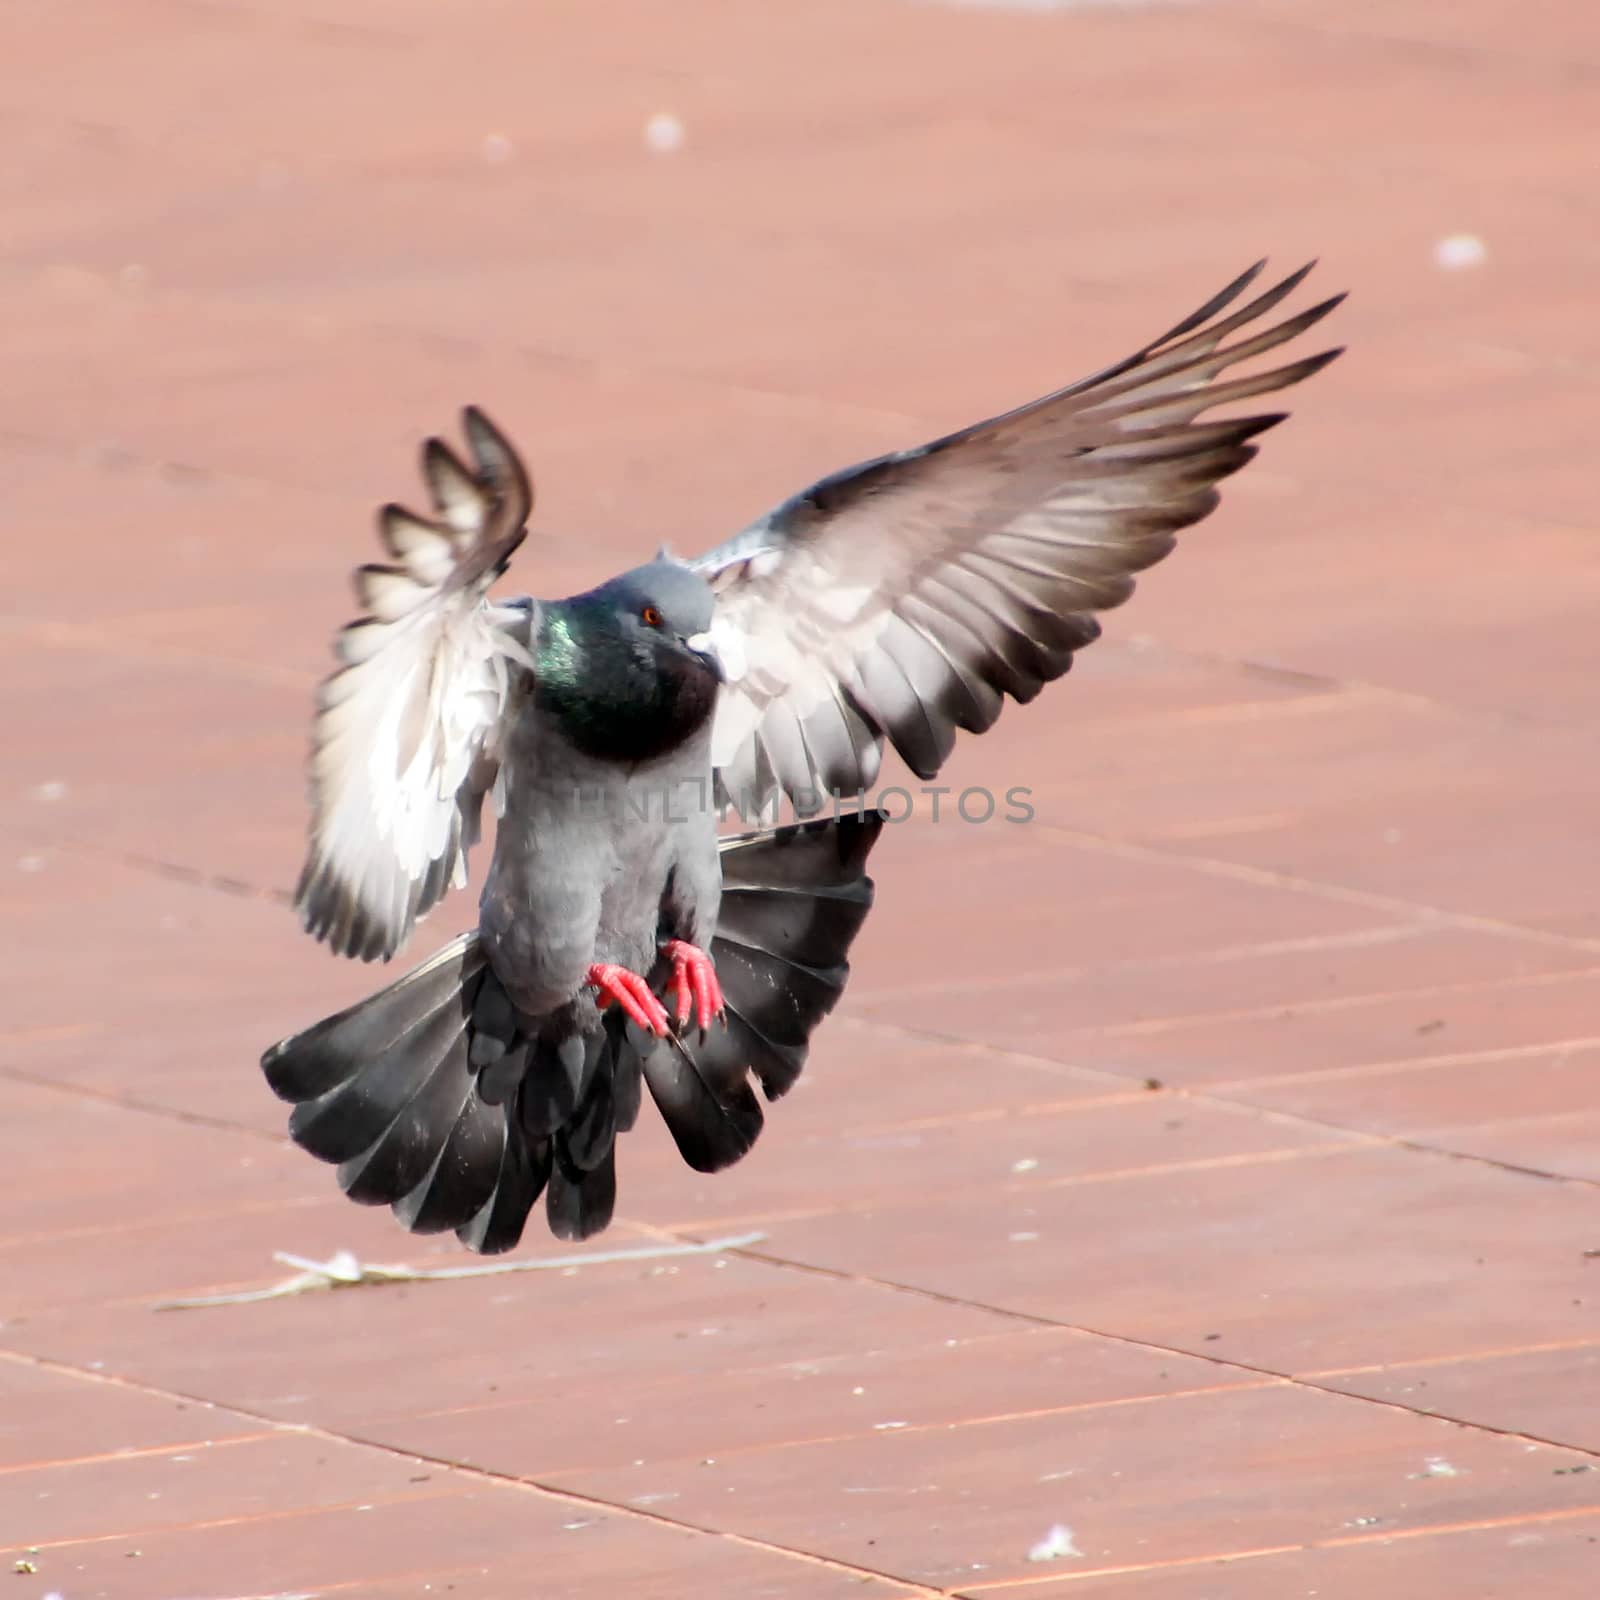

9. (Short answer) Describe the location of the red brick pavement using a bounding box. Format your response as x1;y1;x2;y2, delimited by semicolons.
3;1;1598;1595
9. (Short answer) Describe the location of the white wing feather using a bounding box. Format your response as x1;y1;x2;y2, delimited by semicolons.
294;408;536;962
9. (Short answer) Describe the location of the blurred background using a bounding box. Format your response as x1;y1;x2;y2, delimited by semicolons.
4;1;1598;1596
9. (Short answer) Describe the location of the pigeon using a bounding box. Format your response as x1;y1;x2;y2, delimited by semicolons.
262;260;1343;1254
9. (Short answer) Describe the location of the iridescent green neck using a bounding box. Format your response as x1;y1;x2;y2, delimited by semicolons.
533;598;716;765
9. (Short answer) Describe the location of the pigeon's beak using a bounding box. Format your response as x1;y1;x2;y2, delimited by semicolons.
684;631;726;685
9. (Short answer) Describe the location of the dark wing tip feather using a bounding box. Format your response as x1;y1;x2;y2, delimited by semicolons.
419;436;475;517
421;433;472;479
1277;347;1344;387
1155;258;1270;346
292;868;399;965
461;405;534;520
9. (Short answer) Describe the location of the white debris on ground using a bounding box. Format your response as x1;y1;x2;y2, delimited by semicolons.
1027;1523;1083;1562
153;1233;766;1310
1412;1456;1464;1478
643;112;685;154
1434;233;1487;270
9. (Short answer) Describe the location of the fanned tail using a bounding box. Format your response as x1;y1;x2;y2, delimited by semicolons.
262;812;883;1254
635;811;884;1173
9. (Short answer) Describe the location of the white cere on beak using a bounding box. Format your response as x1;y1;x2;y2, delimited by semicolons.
686;631;720;676
692;623;745;685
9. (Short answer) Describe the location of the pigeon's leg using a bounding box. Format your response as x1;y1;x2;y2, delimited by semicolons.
662;940;726;1033
586;963;670;1036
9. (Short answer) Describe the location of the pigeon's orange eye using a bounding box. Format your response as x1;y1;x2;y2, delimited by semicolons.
641;605;663;627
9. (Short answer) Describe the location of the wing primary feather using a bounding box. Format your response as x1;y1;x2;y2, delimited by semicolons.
691;264;1343;821
294;410;537;962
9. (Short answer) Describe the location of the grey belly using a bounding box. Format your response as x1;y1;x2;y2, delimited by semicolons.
478;787;718;1023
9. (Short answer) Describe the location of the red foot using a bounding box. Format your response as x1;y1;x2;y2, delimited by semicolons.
663;939;726;1033
586;962;669;1036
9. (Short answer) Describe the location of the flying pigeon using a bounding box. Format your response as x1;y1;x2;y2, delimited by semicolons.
262;261;1343;1254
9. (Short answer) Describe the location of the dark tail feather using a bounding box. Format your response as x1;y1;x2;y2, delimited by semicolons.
263;933;550;1254
637;812;884;1173
546;1139;619;1241
263;812;884;1254
528;1037;619;1242
638;1029;767;1175
457;1126;552;1254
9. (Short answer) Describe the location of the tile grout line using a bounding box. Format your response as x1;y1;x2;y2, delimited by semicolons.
6;1303;1596;1579
5;1025;1594;1282
8;1336;1593;1592
0;1062;287;1145
839;1011;1600;1192
2;827;294;909
0;1348;950;1597
1305;1335;1600;1383
701;1242;1600;1462
19;811;1597;1060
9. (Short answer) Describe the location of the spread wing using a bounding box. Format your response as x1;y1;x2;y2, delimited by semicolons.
294;407;537;963
689;261;1344;815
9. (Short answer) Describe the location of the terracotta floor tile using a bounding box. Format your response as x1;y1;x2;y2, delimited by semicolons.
0;1252;1007;1438
0;1357;262;1472
761;1146;1600;1373
0;435;630;647
1313;1343;1600;1451
976;1511;1600;1599
2;1475;917;1599
368;1326;1267;1483
0;849;360;1076
0;1079;301;1246
999;967;1600;1089
656;1075;1353;1232
1041;717;1600;942
0;1429;445;1550
846;826;1410;1015
1219;1039;1600;1163
732;1025;1128;1137
860;928;1588;1061
552;1383;1600;1589
0;1181;487;1318
1424;1111;1600;1185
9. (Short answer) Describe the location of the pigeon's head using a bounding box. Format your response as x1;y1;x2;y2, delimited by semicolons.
538;561;725;764
599;561;724;685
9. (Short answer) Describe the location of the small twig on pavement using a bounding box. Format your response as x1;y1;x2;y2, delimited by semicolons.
152;1232;767;1311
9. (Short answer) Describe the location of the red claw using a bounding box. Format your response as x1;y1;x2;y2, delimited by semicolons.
663;939;726;1034
586;962;670;1037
